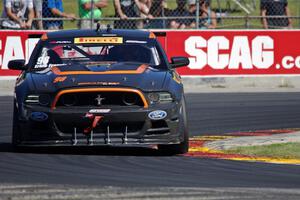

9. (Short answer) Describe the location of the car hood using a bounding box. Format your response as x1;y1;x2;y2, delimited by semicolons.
31;62;168;93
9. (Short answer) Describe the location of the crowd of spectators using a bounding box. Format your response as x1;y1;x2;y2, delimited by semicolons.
113;0;217;29
0;0;294;30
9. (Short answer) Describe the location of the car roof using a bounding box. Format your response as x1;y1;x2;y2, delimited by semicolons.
46;29;154;41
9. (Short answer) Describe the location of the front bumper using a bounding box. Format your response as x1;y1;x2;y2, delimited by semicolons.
18;102;183;146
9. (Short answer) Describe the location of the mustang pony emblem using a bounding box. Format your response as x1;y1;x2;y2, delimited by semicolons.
95;95;105;106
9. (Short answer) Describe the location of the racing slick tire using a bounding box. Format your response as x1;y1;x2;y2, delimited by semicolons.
11;100;22;150
158;96;189;155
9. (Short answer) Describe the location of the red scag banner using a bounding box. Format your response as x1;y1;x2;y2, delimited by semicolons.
1;30;300;76
0;30;44;76
164;30;300;76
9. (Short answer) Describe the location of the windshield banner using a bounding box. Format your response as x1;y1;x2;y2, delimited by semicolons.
1;30;300;76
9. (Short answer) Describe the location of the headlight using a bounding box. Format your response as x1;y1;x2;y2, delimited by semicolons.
25;95;39;104
25;94;50;106
147;92;173;104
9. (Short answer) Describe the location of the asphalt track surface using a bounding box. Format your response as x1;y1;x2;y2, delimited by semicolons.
0;93;300;198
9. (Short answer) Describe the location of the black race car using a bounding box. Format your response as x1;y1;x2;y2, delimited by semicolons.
8;26;190;154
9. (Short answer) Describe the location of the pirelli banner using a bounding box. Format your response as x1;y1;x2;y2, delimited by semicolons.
1;30;300;76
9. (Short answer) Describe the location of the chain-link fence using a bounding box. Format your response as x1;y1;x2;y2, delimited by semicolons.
0;0;299;30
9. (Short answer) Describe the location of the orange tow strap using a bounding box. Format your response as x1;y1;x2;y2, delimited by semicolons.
84;113;103;134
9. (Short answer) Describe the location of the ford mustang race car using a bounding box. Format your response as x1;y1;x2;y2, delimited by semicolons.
8;26;190;154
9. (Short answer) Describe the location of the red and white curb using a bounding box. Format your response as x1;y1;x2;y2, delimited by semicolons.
186;129;300;165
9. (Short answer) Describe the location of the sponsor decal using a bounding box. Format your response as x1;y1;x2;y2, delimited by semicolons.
77;82;120;86
49;64;67;68
53;76;67;83
126;40;147;44
172;71;181;84
35;56;50;68
74;37;123;44
148;110;167;120
89;109;111;114
49;40;72;44
30;112;48;122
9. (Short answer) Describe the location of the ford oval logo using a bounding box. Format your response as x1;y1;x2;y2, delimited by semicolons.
30;112;48;122
148;110;167;120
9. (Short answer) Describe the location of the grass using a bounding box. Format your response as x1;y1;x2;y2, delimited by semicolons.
225;143;300;159
0;0;300;29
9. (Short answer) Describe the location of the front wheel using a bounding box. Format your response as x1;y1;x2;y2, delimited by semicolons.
158;96;189;155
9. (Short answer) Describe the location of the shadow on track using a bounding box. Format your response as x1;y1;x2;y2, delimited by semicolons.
0;142;176;156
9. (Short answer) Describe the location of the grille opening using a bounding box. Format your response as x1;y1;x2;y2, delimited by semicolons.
56;92;144;107
55;121;145;135
146;120;169;135
61;94;77;106
30;121;50;130
151;120;168;129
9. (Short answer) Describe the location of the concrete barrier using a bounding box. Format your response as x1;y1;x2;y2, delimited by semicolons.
183;76;300;93
0;77;16;96
1;76;300;96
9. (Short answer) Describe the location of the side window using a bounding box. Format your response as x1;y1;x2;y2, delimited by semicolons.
62;45;85;58
34;47;63;69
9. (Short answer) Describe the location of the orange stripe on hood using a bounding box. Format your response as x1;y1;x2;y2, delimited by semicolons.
51;64;148;75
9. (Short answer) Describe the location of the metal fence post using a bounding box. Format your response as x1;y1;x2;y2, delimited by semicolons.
292;1;300;28
245;14;250;29
90;0;94;29
216;0;223;26
162;5;166;29
196;0;200;29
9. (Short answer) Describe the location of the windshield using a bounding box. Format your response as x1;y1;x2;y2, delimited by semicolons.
32;42;162;70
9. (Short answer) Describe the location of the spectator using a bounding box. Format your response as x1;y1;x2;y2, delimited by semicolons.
1;0;34;29
147;0;170;29
42;0;76;30
136;0;153;29
33;0;43;29
168;0;189;29
188;0;217;29
78;0;108;29
114;0;139;29
261;0;292;29
148;0;188;29
199;0;217;29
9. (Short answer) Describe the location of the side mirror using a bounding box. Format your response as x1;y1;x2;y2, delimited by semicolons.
8;59;27;70
170;57;190;68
